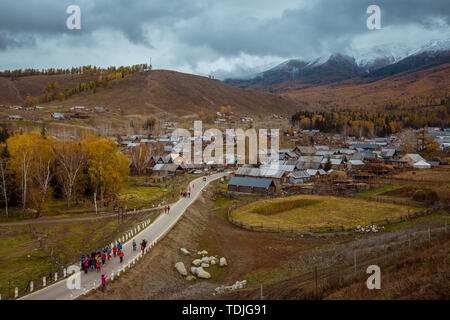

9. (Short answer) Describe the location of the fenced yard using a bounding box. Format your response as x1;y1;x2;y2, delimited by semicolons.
227;194;426;235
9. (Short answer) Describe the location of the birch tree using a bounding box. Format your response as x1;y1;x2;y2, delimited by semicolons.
0;144;9;218
31;133;56;217
7;133;34;217
129;143;155;176
55;140;87;209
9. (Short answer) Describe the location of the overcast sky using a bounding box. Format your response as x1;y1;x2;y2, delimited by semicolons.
0;0;449;79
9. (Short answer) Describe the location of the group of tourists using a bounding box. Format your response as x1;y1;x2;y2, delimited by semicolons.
181;191;190;198
79;240;129;275
164;205;171;214
79;237;148;293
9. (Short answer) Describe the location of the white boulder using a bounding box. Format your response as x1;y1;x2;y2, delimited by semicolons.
174;262;187;276
219;257;227;267
180;248;190;255
192;259;202;266
201;263;210;268
186;275;196;281
196;267;211;279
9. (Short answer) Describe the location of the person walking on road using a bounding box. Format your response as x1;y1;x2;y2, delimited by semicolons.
113;244;117;257
132;239;137;251
119;250;124;263
101;274;108;292
164;205;167;214
167;205;170;214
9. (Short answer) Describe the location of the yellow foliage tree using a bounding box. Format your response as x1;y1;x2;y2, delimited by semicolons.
84;135;130;207
7;132;36;217
55;139;88;209
30;133;56;217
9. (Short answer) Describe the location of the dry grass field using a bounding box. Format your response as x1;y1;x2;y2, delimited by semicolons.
230;194;417;231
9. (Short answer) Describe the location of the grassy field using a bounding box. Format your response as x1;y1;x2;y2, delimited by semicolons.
0;174;197;222
0;173;200;298
230;194;418;231
0;209;159;299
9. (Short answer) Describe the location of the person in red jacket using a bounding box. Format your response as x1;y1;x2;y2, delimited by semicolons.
119;250;124;263
113;245;117;257
96;259;101;272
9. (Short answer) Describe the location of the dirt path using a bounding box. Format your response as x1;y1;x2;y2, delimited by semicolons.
0;206;164;227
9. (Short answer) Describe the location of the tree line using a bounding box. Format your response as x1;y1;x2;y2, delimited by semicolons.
291;103;449;137
0;64;151;80
0;128;130;218
22;64;153;107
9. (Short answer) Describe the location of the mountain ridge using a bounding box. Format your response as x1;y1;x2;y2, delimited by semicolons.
224;39;450;92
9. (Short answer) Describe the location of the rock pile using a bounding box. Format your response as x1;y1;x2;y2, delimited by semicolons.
355;225;384;233
178;248;228;280
214;280;247;295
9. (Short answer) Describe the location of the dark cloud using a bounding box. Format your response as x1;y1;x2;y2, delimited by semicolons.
0;0;448;75
0;32;36;50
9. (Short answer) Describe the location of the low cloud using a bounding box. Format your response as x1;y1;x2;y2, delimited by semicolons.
0;0;448;77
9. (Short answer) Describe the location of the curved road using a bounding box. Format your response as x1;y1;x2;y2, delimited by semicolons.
19;172;229;300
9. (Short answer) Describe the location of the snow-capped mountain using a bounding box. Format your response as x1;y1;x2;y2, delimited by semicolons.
224;39;450;91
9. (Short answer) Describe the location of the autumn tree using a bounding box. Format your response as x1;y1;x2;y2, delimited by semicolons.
398;128;417;155
85;136;130;207
129;142;160;176
30;133;56;217
55;139;88;209
7;133;34;217
0;143;9;217
198;111;206;120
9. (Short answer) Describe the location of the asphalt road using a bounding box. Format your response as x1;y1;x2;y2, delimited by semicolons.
19;172;229;300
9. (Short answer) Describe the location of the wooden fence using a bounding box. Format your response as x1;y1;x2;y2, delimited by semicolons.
227;199;438;236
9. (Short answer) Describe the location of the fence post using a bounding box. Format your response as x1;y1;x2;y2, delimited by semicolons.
408;232;411;248
260;283;264;300
314;267;318;297
445;217;447;234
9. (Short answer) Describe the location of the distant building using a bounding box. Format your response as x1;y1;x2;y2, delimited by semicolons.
8;115;23;120
227;177;276;195
51;113;65;120
400;154;426;167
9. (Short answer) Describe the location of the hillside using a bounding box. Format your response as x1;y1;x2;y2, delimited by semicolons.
286;62;450;109
224;42;450;109
0;70;300;118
